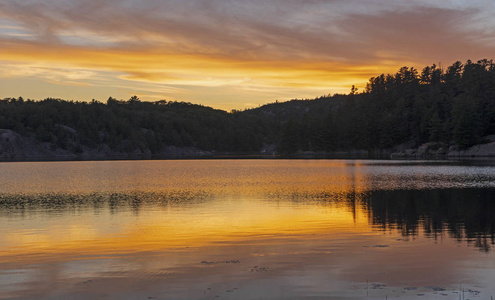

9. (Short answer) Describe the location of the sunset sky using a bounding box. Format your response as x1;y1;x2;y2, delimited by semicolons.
1;0;495;110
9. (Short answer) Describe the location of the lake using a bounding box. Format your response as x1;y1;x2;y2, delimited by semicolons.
0;159;495;299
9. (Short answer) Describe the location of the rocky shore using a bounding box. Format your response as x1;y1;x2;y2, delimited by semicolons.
390;135;495;159
0;129;212;161
2;128;495;162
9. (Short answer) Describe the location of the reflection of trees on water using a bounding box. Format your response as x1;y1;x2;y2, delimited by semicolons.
1;188;494;252
0;191;213;216
362;189;495;252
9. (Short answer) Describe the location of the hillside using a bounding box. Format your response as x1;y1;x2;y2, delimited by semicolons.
1;59;495;160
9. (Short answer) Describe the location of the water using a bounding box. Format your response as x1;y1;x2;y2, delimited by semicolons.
0;159;495;299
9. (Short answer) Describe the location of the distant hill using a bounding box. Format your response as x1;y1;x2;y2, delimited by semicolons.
1;59;495;160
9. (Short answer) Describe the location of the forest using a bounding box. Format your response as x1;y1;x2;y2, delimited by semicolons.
1;59;494;158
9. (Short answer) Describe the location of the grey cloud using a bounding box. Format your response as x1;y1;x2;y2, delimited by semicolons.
1;1;494;68
337;6;495;65
0;0;363;61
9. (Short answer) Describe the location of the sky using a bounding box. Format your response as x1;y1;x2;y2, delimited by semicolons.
1;0;495;110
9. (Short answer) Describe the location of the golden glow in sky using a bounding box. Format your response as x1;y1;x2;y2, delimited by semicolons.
1;0;495;109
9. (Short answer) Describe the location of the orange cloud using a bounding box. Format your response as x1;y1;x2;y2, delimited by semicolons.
1;1;495;108
0;38;378;91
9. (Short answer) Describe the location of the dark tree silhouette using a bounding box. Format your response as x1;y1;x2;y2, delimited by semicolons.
1;59;494;157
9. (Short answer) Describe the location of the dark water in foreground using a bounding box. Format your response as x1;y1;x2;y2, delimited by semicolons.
0;159;495;299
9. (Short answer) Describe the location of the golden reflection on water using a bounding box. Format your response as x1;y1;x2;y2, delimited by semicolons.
0;160;373;195
0;195;371;264
0;160;495;299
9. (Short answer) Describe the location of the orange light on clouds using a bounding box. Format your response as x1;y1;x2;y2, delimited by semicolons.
0;40;378;92
1;1;495;109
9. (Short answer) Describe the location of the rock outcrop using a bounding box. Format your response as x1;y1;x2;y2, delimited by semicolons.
0;129;75;160
0;129;212;161
390;136;495;159
447;142;495;157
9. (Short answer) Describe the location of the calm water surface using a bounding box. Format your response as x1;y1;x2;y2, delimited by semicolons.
1;159;495;299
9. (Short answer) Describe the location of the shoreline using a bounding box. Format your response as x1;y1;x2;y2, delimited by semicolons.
1;152;495;163
2;129;495;162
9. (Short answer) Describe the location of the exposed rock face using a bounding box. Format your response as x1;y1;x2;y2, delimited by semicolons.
158;146;212;157
447;142;495;157
390;137;495;159
0;129;212;161
390;142;440;159
0;129;75;160
3;128;495;161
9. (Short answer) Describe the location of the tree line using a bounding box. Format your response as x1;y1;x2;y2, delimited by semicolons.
1;59;494;156
274;59;495;153
0;96;271;154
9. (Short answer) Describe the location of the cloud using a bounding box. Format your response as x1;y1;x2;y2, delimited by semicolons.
0;2;490;64
0;63;99;87
338;6;495;65
0;1;495;108
0;36;376;88
0;1;415;62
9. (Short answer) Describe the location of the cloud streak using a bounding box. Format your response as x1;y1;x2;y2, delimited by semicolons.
0;0;494;108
